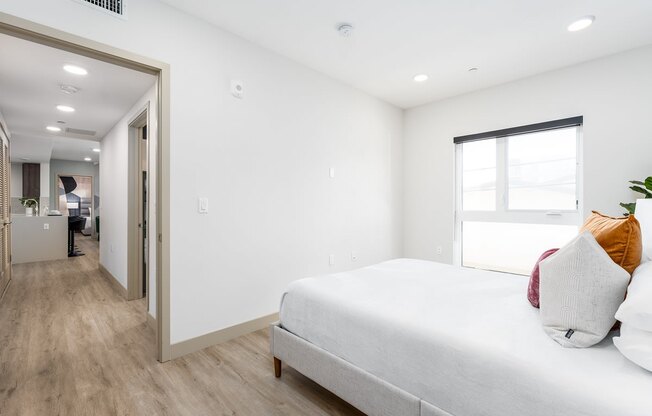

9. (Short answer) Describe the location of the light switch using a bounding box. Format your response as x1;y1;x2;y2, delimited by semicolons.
329;167;335;178
43;223;49;230
198;197;209;214
329;254;335;266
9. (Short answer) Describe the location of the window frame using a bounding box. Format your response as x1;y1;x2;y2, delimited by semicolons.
453;120;584;269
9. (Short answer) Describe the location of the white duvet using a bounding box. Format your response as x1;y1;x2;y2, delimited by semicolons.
279;259;652;416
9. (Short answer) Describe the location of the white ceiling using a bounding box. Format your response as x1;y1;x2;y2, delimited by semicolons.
160;0;652;108
0;33;156;163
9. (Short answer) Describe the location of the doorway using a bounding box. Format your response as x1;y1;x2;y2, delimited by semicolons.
128;108;149;304
0;12;171;362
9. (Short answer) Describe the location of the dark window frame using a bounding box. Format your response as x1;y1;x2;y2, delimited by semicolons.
453;116;583;144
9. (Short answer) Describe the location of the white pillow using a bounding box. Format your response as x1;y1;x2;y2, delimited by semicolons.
635;199;652;262
539;231;630;348
613;324;652;372
615;261;652;331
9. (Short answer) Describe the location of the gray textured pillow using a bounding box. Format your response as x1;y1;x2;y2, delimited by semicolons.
539;231;630;348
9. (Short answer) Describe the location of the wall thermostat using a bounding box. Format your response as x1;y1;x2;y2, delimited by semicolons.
231;80;244;99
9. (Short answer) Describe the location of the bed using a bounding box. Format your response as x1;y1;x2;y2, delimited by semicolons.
270;258;652;416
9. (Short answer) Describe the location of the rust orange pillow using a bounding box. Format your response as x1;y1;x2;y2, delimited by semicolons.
580;211;642;274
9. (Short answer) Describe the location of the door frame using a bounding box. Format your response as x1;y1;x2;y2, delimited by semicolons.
127;106;149;303
0;12;172;362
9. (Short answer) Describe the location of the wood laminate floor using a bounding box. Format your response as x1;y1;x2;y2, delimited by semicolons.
0;235;363;416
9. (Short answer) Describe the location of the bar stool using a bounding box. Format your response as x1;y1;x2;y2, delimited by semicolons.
68;216;86;257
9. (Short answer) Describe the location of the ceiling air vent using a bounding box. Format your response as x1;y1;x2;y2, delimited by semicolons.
72;0;126;18
66;127;97;137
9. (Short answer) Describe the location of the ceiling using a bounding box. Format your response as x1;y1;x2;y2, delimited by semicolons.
160;0;652;108
0;33;156;163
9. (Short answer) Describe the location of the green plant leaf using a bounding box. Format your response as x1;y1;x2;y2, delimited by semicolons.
19;198;38;208
646;176;652;191
630;180;645;186
630;185;652;197
620;202;636;215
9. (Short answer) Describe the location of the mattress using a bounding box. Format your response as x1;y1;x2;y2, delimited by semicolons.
279;259;652;416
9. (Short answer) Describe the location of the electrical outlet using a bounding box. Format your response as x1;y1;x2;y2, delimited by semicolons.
43;223;49;230
436;246;443;255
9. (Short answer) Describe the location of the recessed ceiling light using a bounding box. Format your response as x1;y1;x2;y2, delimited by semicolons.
46;126;62;132
84;157;92;161
56;105;75;112
413;74;429;82
92;148;100;152
20;158;30;161
63;65;88;75
568;16;595;32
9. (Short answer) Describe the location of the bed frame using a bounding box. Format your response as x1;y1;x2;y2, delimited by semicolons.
270;323;453;416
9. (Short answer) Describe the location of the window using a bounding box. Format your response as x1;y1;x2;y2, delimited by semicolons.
455;117;582;275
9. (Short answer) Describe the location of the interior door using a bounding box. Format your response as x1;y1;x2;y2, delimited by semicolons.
0;124;11;298
127;109;149;302
138;124;148;300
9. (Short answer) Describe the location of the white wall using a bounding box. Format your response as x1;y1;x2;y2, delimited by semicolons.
0;0;403;343
39;162;49;198
403;46;652;264
10;163;21;197
100;84;157;318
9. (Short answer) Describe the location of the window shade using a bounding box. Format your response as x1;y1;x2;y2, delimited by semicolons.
453;116;583;144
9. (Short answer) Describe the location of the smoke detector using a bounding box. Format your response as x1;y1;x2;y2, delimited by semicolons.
60;84;80;94
337;23;354;38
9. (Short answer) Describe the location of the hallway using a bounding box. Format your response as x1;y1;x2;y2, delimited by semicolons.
0;237;360;416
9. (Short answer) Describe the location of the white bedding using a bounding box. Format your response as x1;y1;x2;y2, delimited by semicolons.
279;259;652;416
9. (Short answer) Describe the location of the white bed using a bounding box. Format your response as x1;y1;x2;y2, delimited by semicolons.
275;258;652;416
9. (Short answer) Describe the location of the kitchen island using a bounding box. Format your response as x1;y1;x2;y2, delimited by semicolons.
11;215;68;264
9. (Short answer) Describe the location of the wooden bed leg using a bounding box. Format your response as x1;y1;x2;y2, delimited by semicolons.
274;357;282;378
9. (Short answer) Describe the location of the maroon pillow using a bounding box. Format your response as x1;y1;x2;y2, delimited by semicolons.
527;248;559;308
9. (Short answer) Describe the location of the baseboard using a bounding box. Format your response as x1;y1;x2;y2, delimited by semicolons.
98;263;127;299
146;312;156;332
170;312;279;359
